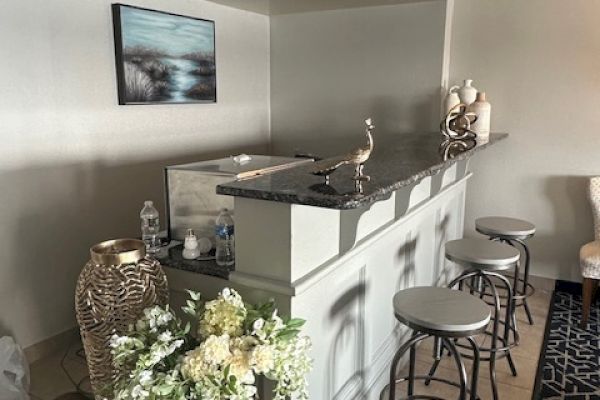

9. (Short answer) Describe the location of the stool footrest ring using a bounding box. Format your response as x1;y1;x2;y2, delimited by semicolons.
381;375;482;400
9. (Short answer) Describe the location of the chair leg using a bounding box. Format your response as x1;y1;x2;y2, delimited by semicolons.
581;278;598;329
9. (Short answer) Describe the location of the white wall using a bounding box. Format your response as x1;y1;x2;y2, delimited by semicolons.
0;0;270;348
450;0;600;281
269;1;447;156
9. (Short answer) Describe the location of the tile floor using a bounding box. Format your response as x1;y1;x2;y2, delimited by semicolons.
29;342;91;400
29;287;552;400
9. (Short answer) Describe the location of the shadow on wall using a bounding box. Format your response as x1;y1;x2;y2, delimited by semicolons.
327;279;367;399
0;142;267;347
396;234;417;294
539;175;595;282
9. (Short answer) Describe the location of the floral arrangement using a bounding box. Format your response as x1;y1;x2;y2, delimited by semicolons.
110;288;312;400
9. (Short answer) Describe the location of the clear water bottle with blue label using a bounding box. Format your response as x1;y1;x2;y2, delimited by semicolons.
140;200;160;254
215;208;235;267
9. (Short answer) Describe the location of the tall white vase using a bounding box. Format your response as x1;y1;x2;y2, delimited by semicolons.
458;79;478;106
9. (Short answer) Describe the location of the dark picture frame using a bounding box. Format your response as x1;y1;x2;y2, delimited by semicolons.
112;4;217;105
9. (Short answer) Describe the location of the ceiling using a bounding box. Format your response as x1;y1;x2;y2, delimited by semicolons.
205;0;436;15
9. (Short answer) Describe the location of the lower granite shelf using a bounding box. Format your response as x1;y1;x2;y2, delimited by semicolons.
156;242;232;280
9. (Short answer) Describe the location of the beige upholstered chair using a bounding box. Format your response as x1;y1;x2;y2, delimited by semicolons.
580;176;600;327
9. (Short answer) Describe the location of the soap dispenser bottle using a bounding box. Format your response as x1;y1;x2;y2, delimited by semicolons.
182;229;201;260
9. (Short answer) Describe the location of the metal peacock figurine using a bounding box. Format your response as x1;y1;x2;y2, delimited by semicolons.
312;118;375;182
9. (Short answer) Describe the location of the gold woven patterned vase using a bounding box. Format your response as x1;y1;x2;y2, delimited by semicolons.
75;239;169;399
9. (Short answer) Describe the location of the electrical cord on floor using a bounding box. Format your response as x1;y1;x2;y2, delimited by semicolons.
60;340;94;399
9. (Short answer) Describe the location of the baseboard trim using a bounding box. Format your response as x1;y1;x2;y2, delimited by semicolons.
24;326;79;364
528;274;555;293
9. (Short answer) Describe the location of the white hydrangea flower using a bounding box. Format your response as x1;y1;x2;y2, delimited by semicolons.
251;344;275;374
198;289;247;338
201;335;231;365
181;335;232;383
229;347;253;383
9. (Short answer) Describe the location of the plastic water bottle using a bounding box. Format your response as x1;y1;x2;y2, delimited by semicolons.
140;200;160;254
215;208;235;267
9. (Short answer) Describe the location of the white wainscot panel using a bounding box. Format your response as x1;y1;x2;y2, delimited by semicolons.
362;226;415;393
291;255;368;400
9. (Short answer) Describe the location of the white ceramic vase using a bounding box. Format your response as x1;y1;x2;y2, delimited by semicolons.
443;85;461;115
458;79;478;106
468;92;491;140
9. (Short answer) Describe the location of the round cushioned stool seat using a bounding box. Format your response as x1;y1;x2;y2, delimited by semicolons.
393;286;490;335
476;216;535;239
581;240;600;279
445;238;520;271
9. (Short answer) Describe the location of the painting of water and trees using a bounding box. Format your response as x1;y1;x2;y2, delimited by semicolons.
112;4;216;104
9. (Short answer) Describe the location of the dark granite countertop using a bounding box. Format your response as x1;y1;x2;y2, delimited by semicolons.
217;133;507;210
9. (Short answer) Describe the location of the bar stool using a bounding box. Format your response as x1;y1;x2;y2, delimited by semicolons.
475;216;536;325
440;238;520;400
383;286;490;400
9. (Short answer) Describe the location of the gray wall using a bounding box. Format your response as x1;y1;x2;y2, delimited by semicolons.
269;1;447;157
450;0;600;281
0;0;270;348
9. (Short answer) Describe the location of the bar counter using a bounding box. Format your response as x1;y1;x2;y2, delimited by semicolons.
164;132;507;400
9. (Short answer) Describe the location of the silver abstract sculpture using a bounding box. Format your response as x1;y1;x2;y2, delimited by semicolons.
439;138;477;161
440;104;477;140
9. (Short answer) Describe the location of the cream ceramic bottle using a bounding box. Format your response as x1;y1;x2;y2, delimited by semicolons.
443;85;461;115
469;92;491;141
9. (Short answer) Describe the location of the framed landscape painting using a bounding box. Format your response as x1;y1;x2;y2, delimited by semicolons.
112;4;216;105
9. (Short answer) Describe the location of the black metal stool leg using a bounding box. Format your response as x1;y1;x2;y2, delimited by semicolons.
466;336;480;400
449;270;501;399
388;332;428;400
442;337;468;400
425;337;442;386
408;342;417;396
523;300;534;326
493;272;518;377
514;238;534;325
479;274;501;400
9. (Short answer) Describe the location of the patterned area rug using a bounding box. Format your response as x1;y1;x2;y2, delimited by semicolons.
534;281;600;399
